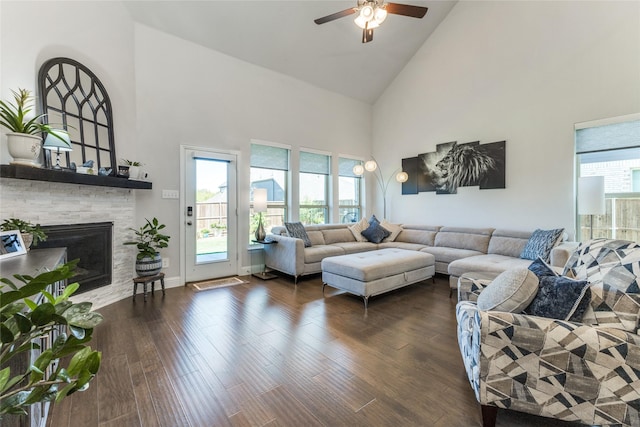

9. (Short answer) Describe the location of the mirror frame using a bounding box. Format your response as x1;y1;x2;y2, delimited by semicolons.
38;57;117;171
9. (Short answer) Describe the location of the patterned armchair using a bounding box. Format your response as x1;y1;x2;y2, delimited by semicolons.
456;239;640;427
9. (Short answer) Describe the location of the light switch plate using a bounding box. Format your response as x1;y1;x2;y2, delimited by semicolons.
162;190;179;199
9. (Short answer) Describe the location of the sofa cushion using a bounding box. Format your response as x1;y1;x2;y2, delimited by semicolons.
488;229;532;257
477;268;539;313
378;242;428;251
435;227;493;252
520;228;564;261
524;276;590;322
581;282;640;332
285;222;312;247
306;230;325;246
322;228;356;245
348;217;369;242
448;254;533;278
330;242;378;254
361;221;391;243
303;245;345;263
396;228;437;246
421;246;485;266
380;220;403;243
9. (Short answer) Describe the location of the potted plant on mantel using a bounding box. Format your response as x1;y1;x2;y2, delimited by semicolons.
0;88;70;167
0;218;47;251
123;217;170;277
118;159;142;179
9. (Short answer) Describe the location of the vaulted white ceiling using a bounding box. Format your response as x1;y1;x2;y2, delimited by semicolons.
123;1;456;104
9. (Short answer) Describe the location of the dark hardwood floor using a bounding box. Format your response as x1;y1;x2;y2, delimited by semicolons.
45;274;588;427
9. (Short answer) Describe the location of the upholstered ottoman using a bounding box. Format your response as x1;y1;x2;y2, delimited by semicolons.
321;248;435;308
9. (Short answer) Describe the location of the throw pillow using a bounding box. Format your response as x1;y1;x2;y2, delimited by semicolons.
361;222;391;244
528;257;558;279
524;276;591;322
348;217;369;242
284;222;312;247
476;268;539;313
369;214;381;226
520;228;564;262
380;220;403;243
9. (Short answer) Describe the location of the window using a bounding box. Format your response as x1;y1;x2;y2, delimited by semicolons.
338;157;362;223
299;150;330;225
250;143;289;242
576;117;640;242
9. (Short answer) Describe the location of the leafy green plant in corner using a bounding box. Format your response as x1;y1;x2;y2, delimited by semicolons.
0;88;69;145
0;260;103;417
0;218;47;246
123;217;170;260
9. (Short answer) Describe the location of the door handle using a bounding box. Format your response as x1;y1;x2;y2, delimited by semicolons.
187;221;193;226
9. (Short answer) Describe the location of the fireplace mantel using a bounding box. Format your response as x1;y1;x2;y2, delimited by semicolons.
0;164;152;189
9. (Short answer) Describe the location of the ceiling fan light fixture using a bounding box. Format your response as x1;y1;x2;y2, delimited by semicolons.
360;4;375;20
374;7;387;24
354;15;367;29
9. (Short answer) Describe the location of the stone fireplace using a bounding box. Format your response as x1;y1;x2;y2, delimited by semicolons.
0;177;136;308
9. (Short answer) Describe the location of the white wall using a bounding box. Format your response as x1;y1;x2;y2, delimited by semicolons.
373;1;640;237
0;1;138;164
132;24;371;276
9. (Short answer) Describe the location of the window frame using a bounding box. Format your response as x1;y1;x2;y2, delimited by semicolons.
575;114;640;241
299;149;331;225
338;157;363;223
250;142;291;244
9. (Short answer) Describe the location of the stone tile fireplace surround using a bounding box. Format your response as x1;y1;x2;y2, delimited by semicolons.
0;178;137;308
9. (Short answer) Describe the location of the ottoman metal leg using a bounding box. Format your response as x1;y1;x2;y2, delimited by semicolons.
363;296;369;310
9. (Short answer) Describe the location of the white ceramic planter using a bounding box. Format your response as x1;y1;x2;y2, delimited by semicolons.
6;133;43;167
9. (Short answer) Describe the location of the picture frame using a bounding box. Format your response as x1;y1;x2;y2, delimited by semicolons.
0;230;27;259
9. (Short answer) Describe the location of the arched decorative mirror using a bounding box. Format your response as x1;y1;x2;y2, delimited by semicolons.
38;57;116;171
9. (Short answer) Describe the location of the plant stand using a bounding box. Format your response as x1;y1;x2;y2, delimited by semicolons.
132;272;165;302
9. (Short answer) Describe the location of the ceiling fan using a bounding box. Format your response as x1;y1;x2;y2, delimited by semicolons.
314;0;428;43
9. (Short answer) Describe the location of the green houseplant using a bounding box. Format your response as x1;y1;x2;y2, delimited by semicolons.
0;218;47;250
0;260;103;418
123;217;170;276
0;88;69;167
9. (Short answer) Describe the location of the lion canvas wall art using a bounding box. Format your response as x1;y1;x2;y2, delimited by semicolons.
402;140;505;195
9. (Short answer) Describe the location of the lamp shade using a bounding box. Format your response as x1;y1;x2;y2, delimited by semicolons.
364;160;377;172
43;131;72;152
352;164;365;176
253;188;268;213
578;176;605;215
395;171;409;183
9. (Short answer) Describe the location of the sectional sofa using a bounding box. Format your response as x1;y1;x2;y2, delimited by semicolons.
263;224;574;289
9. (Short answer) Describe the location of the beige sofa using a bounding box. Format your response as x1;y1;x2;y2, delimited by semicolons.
264;224;573;286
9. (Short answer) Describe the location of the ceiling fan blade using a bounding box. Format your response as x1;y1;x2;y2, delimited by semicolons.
314;8;357;25
385;3;428;19
362;28;374;43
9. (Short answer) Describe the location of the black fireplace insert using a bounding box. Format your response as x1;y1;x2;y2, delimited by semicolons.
38;222;113;293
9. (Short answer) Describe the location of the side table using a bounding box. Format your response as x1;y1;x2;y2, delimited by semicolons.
251;240;278;280
132;272;166;302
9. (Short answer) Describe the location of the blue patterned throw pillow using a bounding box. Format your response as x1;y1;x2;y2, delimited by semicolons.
520;228;564;262
524;276;591;322
361;222;391;244
284;222;312;247
528;257;558;278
